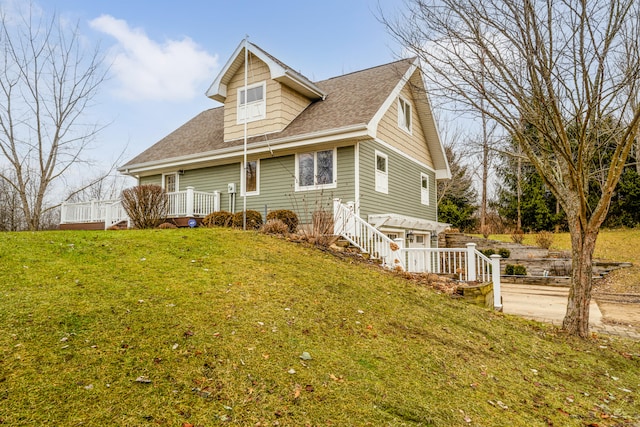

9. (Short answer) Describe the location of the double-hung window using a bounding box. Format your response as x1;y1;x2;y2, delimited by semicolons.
237;82;266;123
398;97;412;134
421;173;430;205
375;151;388;194
242;160;259;195
296;149;336;190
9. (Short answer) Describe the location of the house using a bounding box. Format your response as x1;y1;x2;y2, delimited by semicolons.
61;40;451;248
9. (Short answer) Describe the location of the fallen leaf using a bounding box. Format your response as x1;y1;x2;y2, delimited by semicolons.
300;352;312;360
305;384;314;392
135;376;152;384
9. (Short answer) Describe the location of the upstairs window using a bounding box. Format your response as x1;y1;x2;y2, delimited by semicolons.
296;149;336;190
421;173;430;205
237;82;266;123
398;97;412;134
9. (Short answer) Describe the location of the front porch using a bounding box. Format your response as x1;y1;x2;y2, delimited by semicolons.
59;187;220;230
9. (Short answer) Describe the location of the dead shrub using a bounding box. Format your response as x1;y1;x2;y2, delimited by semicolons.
511;229;525;244
157;222;177;229
535;230;554;249
232;210;263;230
121;185;168;229
202;210;233;227
300;208;337;247
266;209;299;233
261;219;290;235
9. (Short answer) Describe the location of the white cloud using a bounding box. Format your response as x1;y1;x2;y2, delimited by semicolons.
89;15;218;102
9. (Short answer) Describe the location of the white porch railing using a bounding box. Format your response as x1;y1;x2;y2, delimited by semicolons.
333;199;502;310
60;187;220;229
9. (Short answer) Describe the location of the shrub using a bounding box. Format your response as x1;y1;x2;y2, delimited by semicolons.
497;248;511;258
266;209;299;233
202;210;233;227
157;222;177;229
535;231;554;249
505;264;527;275
232;210;263;230
480;248;495;257
511;229;525;244
261;219;290;235
121;185;168;229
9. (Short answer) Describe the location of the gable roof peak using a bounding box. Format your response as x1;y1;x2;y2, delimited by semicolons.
206;39;326;103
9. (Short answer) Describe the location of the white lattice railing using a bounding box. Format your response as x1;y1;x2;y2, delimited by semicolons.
61;187;220;229
333;199;502;310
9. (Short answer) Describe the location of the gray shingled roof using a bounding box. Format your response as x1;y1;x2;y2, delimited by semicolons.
121;58;414;169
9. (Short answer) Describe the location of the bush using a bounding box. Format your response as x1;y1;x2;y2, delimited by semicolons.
232;210;263;230
157;222;177;229
505;264;527;275
511;229;525;244
535;231;554;249
497;248;511;258
202;210;233;227
261;219;290;235
121;185;168;229
266;209;299;233
480;248;495;257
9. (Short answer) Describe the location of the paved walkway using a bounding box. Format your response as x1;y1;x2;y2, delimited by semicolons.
501;282;640;340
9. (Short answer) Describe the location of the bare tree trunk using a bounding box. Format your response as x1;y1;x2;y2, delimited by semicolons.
516;154;522;231
562;220;599;337
480;110;489;237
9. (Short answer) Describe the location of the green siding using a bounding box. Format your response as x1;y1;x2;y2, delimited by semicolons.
137;146;356;223
139;175;161;186
358;141;437;221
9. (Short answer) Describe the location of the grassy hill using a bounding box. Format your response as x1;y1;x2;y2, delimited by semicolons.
0;229;638;426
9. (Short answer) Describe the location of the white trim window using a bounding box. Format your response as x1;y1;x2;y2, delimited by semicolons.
374;150;388;194
421;173;430;205
398;97;412;134
295;149;337;190
237;81;266;123
241;160;260;196
162;172;178;193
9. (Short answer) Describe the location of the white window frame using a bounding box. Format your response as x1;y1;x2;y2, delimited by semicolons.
398;96;412;134
241;159;260;196
421;172;430;205
237;81;266;124
294;148;337;191
162;172;178;193
374;150;388;194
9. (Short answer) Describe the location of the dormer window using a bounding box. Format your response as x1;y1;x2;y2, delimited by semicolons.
237;81;266;123
398;97;412;134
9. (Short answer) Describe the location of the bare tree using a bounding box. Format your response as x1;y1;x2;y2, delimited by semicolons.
382;0;640;337
0;4;107;230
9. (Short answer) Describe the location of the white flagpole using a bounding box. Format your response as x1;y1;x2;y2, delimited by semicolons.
242;36;248;230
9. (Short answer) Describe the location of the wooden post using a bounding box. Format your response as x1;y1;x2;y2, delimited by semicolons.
466;243;477;282
186;187;195;217
491;254;502;311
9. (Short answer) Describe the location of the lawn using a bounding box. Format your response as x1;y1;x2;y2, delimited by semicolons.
0;229;639;426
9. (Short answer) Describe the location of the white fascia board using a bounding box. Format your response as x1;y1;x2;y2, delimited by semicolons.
367;59;418;138
119;124;370;176
205;40;245;100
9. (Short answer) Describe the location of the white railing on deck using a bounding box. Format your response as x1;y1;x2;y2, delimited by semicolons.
61;187;220;229
333;199;502;310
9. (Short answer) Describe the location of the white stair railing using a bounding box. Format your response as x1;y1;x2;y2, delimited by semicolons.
332;199;502;310
333;199;405;270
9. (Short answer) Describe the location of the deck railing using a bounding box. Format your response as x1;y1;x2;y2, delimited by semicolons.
60;187;220;229
333;199;502;310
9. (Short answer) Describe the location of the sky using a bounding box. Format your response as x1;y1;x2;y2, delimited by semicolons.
8;0;409;192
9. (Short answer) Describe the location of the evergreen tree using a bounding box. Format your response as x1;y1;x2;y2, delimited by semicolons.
437;145;477;231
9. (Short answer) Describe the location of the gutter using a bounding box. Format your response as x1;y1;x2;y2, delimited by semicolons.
119;123;370;175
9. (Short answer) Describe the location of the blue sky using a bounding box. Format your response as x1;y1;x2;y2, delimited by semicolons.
22;0;407;182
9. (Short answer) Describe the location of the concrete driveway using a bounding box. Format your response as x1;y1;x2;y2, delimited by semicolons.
501;282;640;339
